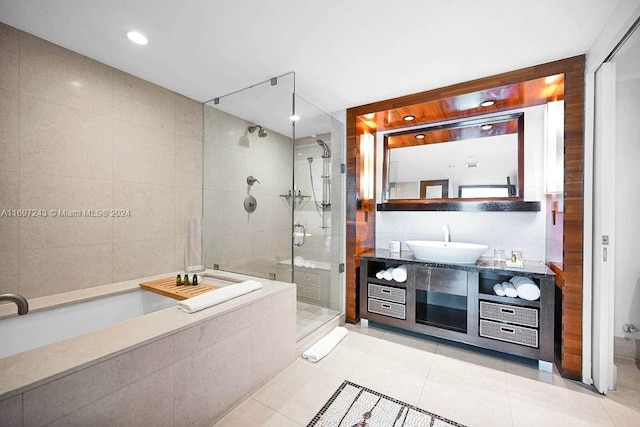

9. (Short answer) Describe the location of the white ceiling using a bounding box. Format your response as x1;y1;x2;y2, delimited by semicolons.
0;0;621;114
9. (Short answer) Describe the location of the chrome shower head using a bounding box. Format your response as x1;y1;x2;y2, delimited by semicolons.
248;125;268;137
317;139;331;158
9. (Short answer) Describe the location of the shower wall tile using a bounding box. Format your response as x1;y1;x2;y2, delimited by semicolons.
112;181;175;242
0;89;19;172
20;96;113;180
112;239;175;282
204;105;221;147
219;146;253;192
0;250;19;294
113;120;176;186
0;171;19;253
176;94;203;140
19;173;112;249
0;23;19;92
19;244;113;298
175;186;202;238
217;190;250;234
114;70;175;132
219;110;252;152
175;136;203;189
19;32;114;115
203;139;220;190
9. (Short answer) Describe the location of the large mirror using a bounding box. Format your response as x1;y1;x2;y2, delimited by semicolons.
382;113;524;202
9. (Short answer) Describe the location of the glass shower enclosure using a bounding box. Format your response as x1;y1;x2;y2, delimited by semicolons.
202;73;345;341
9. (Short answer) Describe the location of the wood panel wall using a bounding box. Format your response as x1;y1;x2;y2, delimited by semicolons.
345;56;585;378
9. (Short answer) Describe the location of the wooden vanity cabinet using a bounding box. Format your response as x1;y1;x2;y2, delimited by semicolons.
360;251;556;370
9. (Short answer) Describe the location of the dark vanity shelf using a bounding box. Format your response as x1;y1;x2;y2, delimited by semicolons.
376;200;541;212
359;250;555;370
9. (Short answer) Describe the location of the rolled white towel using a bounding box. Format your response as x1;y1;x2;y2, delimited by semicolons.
493;282;506;296
503;281;518;298
392;265;407;283
375;270;385;280
302;326;348;362
177;280;262;313
382;267;394;281
511;276;540;301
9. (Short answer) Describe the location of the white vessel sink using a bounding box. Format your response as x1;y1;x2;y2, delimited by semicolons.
405;240;488;264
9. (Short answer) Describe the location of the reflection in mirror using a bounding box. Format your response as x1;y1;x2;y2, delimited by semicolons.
383;113;523;201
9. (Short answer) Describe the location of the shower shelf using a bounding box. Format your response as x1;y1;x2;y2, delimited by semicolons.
280;192;311;208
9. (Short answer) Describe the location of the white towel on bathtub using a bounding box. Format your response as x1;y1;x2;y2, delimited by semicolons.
177;280;263;313
302;326;348;362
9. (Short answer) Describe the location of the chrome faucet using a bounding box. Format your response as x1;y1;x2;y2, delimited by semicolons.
0;293;29;315
442;225;450;243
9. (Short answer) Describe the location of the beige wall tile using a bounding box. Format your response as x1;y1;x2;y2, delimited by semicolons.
23;336;174;426
0;89;19;172
113;120;175;186
113;239;175;282
112;181;175;242
175;187;202;238
174;330;253;426
203;140;220;190
19;173;112;249
250;312;297;387
0;22;20;93
174;306;251;361
176;94;203;140
114;70;175;132
19;244;113;298
175;136;203;189
174;237;185;271
20;96;113;179
0;250;19;294
219;110;251;153
49;366;174;427
0;394;22;427
19;32;114;115
0;171;19;252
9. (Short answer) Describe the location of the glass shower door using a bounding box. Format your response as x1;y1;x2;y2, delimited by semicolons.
292;95;345;339
202;73;295;282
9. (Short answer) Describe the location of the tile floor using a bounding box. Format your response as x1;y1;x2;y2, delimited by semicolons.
215;323;640;426
296;302;340;342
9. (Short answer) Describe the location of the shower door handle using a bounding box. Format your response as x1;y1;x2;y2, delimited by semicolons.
294;223;306;247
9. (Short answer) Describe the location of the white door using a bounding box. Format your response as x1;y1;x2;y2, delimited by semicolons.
592;62;617;394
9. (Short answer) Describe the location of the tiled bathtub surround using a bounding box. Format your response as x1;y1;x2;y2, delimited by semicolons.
0;271;297;426
0;22;203;299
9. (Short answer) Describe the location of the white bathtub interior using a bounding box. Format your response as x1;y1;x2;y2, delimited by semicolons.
0;275;237;359
0;289;173;359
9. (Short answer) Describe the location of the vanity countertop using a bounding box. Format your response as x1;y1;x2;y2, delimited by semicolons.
361;249;555;278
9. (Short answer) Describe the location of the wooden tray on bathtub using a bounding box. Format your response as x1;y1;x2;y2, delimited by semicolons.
139;277;219;301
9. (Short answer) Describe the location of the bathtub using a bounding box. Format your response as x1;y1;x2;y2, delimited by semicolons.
0;289;175;359
0;270;297;425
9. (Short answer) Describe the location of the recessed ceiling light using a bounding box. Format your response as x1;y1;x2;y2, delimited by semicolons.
480;124;493;131
403;115;415;121
415;134;425;140
127;31;149;45
466;162;480;168
479;99;496;107
290;115;300;121
447;164;455;168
